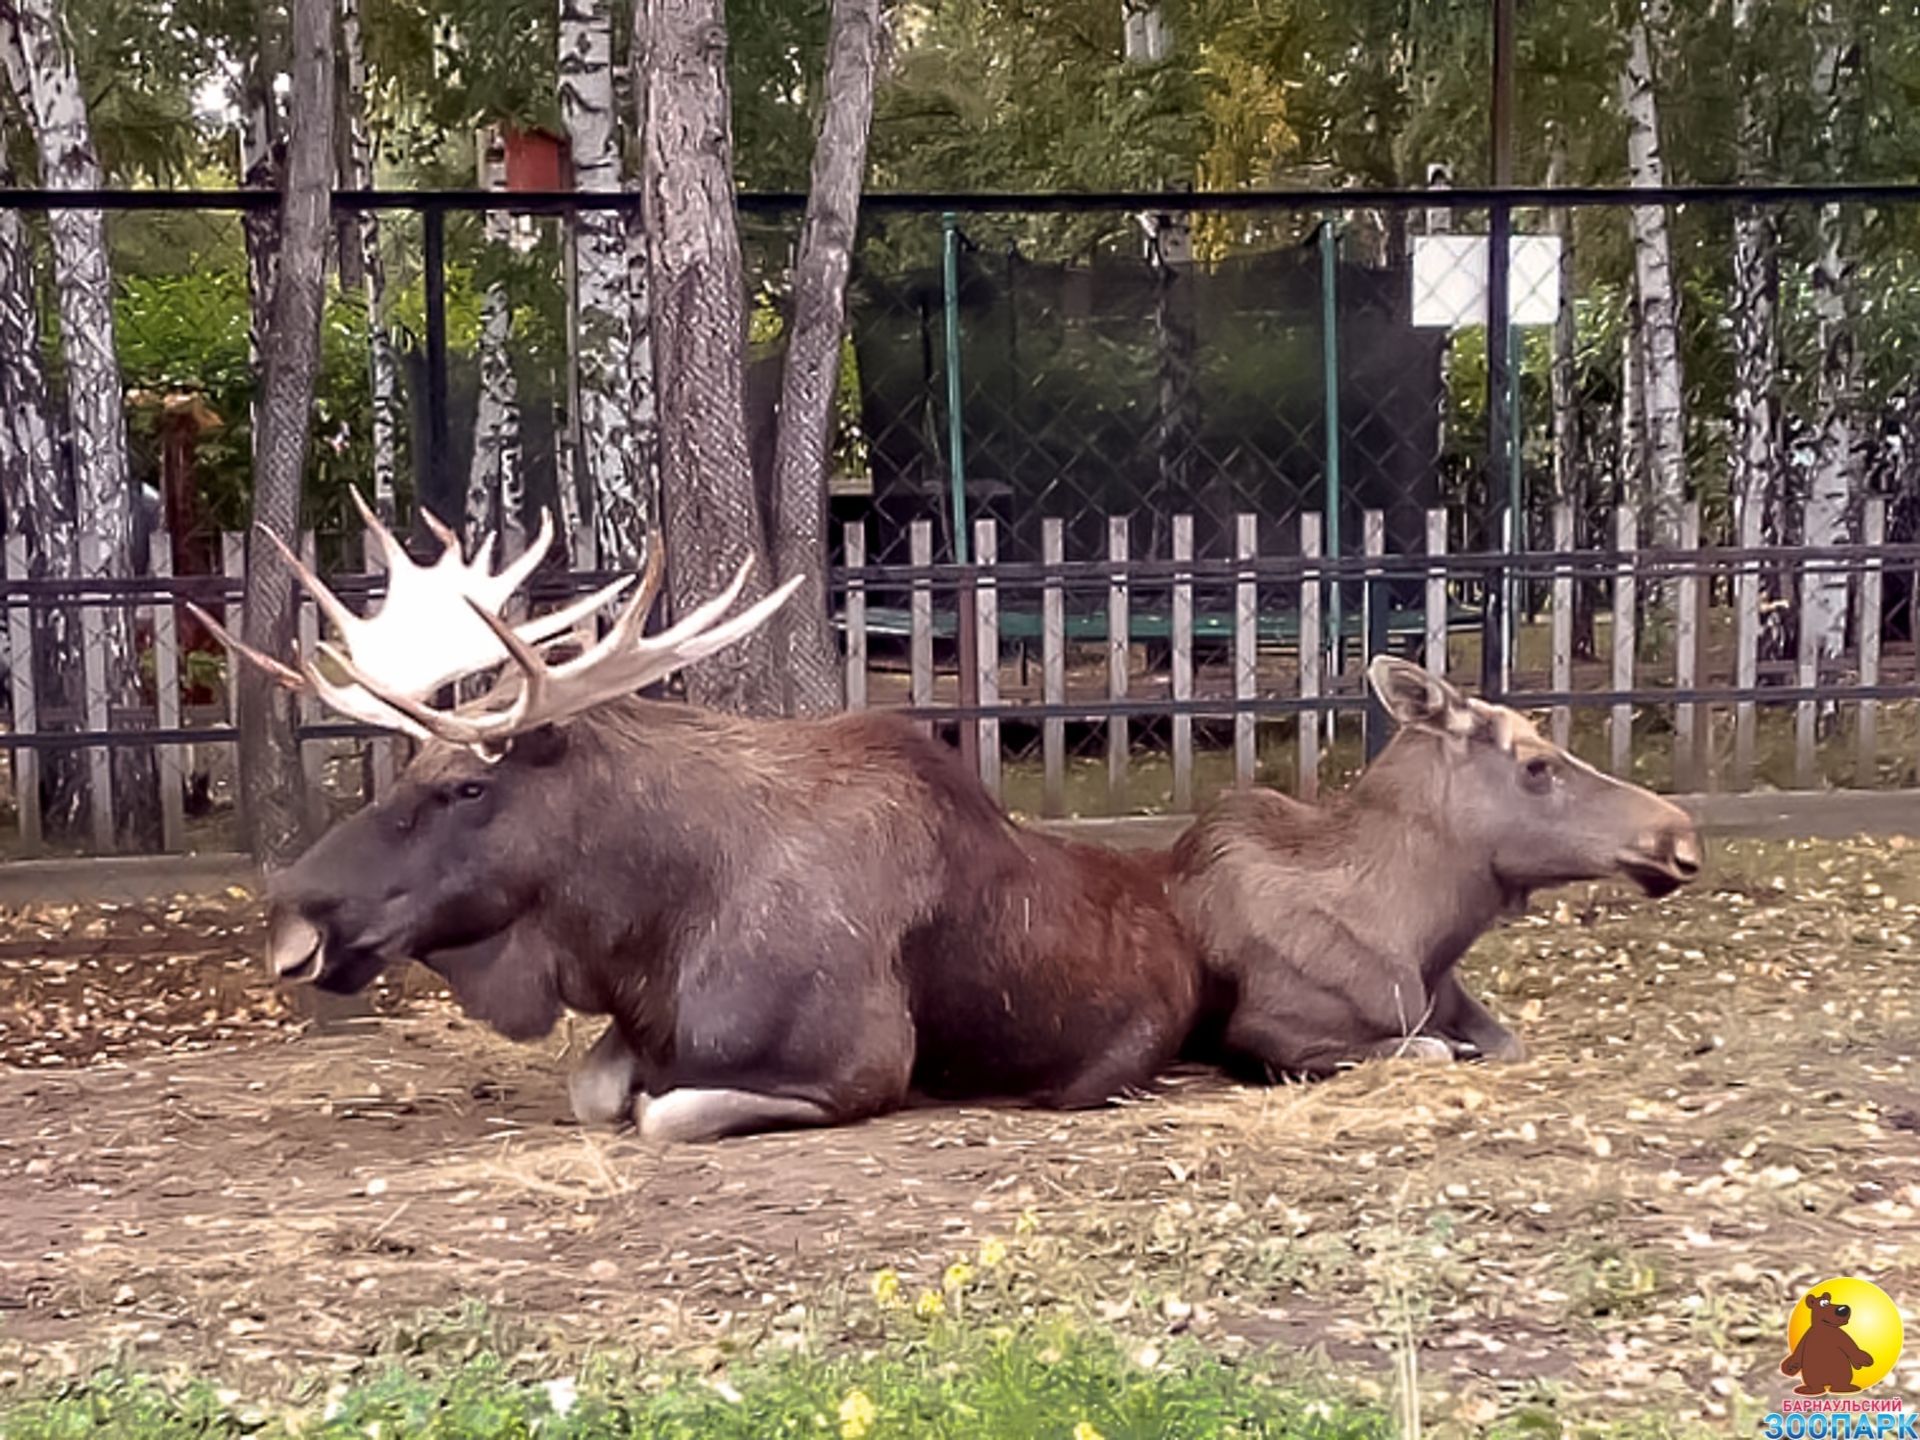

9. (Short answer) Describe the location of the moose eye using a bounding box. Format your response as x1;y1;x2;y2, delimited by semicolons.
453;780;488;804
1522;757;1555;792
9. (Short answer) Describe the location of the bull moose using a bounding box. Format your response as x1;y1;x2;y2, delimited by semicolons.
1171;656;1703;1078
198;502;1203;1144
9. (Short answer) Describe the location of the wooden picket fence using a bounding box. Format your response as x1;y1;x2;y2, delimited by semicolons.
0;499;1914;854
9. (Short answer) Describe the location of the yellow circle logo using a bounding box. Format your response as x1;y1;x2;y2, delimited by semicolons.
1783;1278;1905;1395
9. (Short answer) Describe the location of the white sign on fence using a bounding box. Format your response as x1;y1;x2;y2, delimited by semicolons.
1411;234;1563;329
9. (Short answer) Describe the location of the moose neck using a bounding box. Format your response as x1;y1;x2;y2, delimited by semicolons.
1339;729;1523;974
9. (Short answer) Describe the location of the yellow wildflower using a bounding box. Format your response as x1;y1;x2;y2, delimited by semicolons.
838;1387;878;1440
978;1237;1008;1269
869;1268;900;1306
1015;1209;1039;1236
943;1261;975;1293
914;1289;946;1319
1072;1424;1107;1440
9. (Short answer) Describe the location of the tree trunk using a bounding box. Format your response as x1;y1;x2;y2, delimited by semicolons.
637;0;780;714
240;0;285;407
1545;127;1594;659
1617;0;1685;548
1805;0;1858;672
465;127;526;554
0;107;86;833
560;0;649;569
2;0;159;849
769;0;882;717
1730;0;1788;663
338;0;400;527
239;0;333;870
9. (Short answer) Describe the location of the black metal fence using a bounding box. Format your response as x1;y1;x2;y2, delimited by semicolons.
1;182;1918;853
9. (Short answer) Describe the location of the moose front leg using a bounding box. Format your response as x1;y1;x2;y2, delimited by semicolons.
1423;971;1526;1062
568;1020;647;1126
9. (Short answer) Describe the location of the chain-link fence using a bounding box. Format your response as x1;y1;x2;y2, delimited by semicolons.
0;184;1916;854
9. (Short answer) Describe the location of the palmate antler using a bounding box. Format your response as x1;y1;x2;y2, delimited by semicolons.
193;490;799;749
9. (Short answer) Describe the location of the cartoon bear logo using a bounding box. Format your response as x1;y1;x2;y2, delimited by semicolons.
1782;1290;1876;1396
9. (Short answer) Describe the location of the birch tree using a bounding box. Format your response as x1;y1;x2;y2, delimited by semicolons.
1730;0;1787;660
465;125;526;553
636;0;780;715
559;0;650;569
339;0;401;526
1805;0;1859;668
1617;0;1685;547
239;0;285;404
0;111;87;833
769;0;883;717
238;0;334;868
1;0;159;847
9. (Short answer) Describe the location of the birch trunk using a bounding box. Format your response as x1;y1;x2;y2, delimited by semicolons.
465;127;525;554
1617;0;1685;547
560;0;648;569
0;111;86;833
1545;128;1593;659
339;0;400;526
1730;0;1788;662
2;0;159;847
239;0;333;869
637;0;780;715
769;0;882;717
240;1;284;406
1805;0;1858;672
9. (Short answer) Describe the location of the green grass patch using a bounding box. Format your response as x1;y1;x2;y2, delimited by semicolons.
0;1316;1389;1440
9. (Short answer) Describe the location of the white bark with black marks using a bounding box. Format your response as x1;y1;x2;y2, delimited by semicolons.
560;0;648;568
637;0;779;715
240;0;334;869
0;110;87;832
1618;0;1685;546
2;0;158;847
1730;0;1786;659
339;0;400;526
1806;0;1858;669
770;0;883;717
466;128;525;554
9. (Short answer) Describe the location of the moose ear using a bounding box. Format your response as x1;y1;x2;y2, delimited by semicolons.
499;724;569;770
1368;656;1468;730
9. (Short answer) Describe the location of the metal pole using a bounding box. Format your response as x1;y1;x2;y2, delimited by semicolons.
941;213;979;775
1319;218;1343;682
1483;0;1516;699
423;206;452;536
941;213;970;565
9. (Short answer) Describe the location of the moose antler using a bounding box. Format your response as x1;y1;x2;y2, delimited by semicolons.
313;552;803;748
189;490;634;734
194;490;800;748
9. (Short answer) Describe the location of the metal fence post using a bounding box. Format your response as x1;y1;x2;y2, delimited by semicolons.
1484;0;1517;702
423;204;453;535
1319;217;1343;680
942;212;979;774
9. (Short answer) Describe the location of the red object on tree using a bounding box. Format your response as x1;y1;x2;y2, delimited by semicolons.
504;127;570;192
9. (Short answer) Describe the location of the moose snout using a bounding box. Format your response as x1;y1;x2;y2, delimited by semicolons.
1662;827;1703;879
265;905;326;982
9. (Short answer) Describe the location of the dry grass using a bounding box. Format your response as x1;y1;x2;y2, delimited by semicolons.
0;836;1916;1433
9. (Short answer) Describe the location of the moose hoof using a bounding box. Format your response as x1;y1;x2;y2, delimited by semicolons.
567;1064;638;1127
1477;1032;1528;1063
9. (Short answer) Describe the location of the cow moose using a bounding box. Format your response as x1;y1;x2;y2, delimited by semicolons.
197;501;1203;1144
1170;656;1703;1079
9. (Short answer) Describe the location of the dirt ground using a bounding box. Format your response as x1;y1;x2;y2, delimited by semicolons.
1;836;1918;1426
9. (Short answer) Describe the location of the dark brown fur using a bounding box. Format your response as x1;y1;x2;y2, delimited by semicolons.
267;700;1203;1141
1170;659;1702;1078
